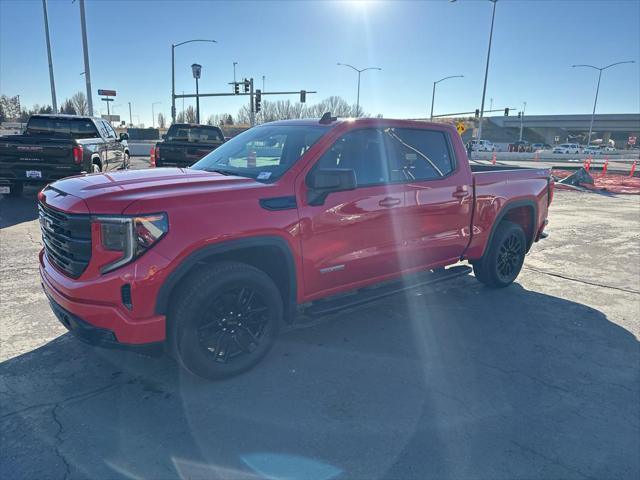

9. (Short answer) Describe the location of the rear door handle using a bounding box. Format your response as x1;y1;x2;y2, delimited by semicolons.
452;187;469;199
379;197;401;207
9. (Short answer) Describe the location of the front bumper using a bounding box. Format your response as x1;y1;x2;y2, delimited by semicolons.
46;294;163;355
40;251;167;346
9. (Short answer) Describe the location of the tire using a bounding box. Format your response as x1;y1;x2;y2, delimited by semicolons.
473;220;526;288
123;152;130;169
7;182;23;197
168;261;282;380
92;161;102;173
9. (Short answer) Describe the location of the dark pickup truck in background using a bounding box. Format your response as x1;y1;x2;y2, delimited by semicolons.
151;123;224;168
0;114;129;196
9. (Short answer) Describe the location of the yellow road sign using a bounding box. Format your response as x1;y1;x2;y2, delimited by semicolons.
456;122;466;135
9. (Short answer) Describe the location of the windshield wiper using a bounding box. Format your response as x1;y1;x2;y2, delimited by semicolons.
204;168;234;176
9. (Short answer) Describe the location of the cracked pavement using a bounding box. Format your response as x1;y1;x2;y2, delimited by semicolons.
1;170;638;479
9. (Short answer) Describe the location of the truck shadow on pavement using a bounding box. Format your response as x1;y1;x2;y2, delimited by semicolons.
1;278;638;480
0;187;39;229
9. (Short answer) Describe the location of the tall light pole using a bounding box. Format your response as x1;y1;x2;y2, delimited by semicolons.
42;0;57;112
78;0;93;116
337;63;381;117
571;60;635;146
518;101;527;141
233;61;238;83
128;102;132;126
450;0;497;142
430;75;464;120
171;39;216;123
152;102;161;128
262;75;266;92
191;63;202;124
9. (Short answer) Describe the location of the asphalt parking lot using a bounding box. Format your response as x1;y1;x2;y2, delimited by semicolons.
1;168;639;479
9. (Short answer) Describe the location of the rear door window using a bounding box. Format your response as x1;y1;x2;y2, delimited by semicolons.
384;128;455;181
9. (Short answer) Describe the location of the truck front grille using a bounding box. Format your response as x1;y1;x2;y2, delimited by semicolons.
38;202;92;278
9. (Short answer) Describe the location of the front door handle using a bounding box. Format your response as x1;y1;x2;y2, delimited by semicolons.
379;197;401;207
452;187;469;199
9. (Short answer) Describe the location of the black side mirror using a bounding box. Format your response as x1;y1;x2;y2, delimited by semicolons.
119;132;129;141
306;168;357;206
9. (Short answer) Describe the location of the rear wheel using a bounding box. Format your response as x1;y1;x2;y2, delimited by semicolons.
123;152;130;169
168;261;282;380
92;161;102;173
473;221;526;288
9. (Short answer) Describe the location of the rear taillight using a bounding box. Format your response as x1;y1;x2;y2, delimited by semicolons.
150;147;156;167
72;145;83;164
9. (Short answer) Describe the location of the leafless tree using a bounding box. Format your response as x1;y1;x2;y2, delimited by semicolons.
157;113;166;128
71;92;89;115
185;106;197;123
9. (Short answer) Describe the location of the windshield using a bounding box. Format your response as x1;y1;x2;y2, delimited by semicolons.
165;125;224;142
191;124;328;181
26;117;98;139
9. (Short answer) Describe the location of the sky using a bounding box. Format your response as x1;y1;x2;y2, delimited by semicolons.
1;0;639;126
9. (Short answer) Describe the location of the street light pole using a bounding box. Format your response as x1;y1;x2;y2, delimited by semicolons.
519;101;526;141
128;102;132;126
78;0;93;116
191;63;202;124
233;62;238;83
171;39;216;124
42;0;57;112
571;61;635;146
477;0;497;142
337;63;382;116
430;75;464;120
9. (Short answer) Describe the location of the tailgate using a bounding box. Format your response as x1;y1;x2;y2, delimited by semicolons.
157;142;219;166
0;137;78;182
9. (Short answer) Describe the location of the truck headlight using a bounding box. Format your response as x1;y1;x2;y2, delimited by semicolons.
96;213;168;273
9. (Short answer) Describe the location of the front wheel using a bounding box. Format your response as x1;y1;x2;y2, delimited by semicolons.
473;221;526;288
168;261;282;380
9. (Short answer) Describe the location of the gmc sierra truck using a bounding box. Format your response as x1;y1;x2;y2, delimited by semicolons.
0;114;129;196
38;115;553;379
151;123;224;168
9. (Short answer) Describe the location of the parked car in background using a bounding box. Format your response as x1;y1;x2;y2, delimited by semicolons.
531;143;551;151
582;145;602;155
39;115;553;379
151;123;225;168
509;140;532;153
553;143;581;154
0;114;129;196
469;139;496;152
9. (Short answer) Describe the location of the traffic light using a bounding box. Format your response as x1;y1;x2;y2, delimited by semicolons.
243;78;250;93
255;89;262;112
234;83;239;95
504;107;510;116
475;109;480;118
300;90;306;103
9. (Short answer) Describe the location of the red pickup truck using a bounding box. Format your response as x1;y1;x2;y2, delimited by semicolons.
38;115;553;379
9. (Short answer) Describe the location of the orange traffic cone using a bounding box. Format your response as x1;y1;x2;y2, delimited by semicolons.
492;151;497;165
630;160;637;177
601;158;609;177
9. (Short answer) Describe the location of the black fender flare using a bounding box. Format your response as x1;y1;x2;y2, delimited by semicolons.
155;236;298;319
481;199;538;258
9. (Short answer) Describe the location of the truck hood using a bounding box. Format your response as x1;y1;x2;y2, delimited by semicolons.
43;168;263;214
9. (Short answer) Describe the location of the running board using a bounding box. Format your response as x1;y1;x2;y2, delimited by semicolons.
303;265;472;317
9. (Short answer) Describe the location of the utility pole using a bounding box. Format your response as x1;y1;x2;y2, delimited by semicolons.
128;102;132;126
78;0;93;116
233;62;238;83
42;0;57;112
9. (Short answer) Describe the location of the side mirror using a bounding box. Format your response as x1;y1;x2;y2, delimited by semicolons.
119;132;129;141
161;134;167;140
306;168;356;206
